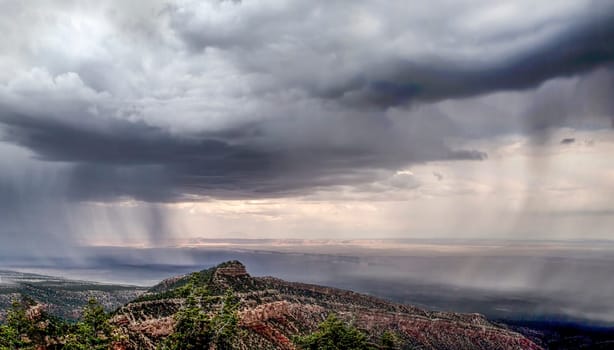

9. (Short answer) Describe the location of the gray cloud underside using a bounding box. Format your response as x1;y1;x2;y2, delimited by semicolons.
0;1;614;202
172;1;614;106
0;109;485;201
347;18;614;106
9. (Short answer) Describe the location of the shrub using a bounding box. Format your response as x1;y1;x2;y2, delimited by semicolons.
295;314;374;350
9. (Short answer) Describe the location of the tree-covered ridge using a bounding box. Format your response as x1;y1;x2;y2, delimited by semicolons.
0;270;146;322
158;274;241;350
0;296;116;350
0;267;238;350
0;278;393;350
135;266;217;302
0;261;542;350
0;298;405;350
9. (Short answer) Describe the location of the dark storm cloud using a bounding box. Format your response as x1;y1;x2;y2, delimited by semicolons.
0;107;485;201
170;1;614;107
0;0;612;203
1;113;235;166
346;17;614;107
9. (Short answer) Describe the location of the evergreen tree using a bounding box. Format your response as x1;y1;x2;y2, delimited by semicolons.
160;293;213;350
295;314;374;350
210;290;240;350
64;298;113;350
380;330;398;350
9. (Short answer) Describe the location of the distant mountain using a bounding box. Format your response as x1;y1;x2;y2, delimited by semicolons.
0;270;146;321
109;260;540;349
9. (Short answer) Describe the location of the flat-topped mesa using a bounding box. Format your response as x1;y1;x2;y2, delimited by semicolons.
214;260;249;278
211;261;252;291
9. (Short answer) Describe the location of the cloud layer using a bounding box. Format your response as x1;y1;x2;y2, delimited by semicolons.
0;0;613;210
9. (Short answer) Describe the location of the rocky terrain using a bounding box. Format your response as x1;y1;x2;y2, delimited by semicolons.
0;270;147;321
111;260;542;349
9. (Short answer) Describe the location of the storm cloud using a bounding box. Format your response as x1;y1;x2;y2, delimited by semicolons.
0;0;613;204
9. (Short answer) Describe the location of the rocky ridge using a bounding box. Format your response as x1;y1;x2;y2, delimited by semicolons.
111;260;542;350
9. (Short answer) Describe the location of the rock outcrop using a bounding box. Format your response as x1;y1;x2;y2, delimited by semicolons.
214;260;249;278
111;261;542;350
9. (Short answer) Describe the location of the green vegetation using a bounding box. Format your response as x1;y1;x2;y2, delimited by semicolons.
63;298;116;349
295;314;373;350
0;296;68;350
136;267;216;302
295;314;401;350
0;297;115;350
379;331;399;350
160;285;240;350
2;262;407;350
0;270;146;322
0;291;401;350
0;266;241;349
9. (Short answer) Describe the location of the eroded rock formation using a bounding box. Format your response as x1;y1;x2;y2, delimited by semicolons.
111;261;542;350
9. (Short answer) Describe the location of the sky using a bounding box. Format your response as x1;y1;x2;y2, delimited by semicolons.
1;0;614;253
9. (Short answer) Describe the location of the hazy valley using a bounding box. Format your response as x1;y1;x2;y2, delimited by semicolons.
2;241;614;349
0;270;146;321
